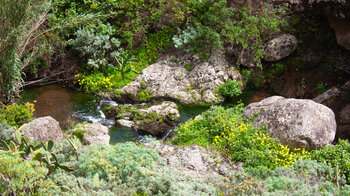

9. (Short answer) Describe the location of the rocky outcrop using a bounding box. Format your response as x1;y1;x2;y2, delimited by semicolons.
21;116;64;142
278;0;350;51
328;14;350;51
263;34;298;62
104;101;180;137
111;51;241;105
151;143;242;177
71;123;110;145
244;96;336;150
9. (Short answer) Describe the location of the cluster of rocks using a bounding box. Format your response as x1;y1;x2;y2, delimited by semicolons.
150;142;242;177
103;101;180;137
20;116;110;145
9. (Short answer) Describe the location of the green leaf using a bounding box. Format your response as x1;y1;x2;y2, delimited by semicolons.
59;165;73;172
125;68;131;73
92;173;100;187
49;164;56;172
19;143;25;151
17;123;27;131
1;141;10;150
41;142;47;151
33;152;44;160
47;140;54;151
15;130;21;144
9;141;17;152
52;153;58;162
107;64;115;69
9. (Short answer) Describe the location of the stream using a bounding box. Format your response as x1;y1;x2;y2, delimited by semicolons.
19;84;209;144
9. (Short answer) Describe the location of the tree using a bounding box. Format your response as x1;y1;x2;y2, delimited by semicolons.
0;0;51;103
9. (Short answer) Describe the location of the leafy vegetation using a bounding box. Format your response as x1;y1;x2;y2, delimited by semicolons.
172;105;310;169
0;102;34;128
217;79;242;99
311;140;350;184
1;0;349;195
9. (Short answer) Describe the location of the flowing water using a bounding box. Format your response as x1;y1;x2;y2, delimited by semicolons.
19;84;141;144
19;84;208;144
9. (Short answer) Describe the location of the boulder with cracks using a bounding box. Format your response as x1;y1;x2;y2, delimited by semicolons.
108;51;241;105
244;96;336;150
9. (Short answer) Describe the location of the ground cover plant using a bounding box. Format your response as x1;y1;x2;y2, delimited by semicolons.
0;102;350;195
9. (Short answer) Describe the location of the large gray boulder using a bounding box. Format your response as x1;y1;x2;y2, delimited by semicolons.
71;124;110;145
244;96;336;150
111;51;241;105
263;34;298;62
21;116;64;142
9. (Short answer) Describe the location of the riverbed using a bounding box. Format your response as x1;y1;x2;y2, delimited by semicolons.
19;84;209;144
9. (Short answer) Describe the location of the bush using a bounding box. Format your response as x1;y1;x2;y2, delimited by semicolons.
217;79;242;98
0;122;16;142
311;139;350;184
75;142;163;182
43;142;218;196
172;105;309;169
69;24;121;70
173;0;286;63
225;160;346;195
0;102;34;128
0;151;54;195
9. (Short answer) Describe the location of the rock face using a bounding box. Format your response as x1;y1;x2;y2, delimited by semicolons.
279;0;350;51
328;14;350;51
22;116;64;142
263;34;298;62
244;96;336;150
112;51;241;104
71;124;110;145
151;143;242;177
104;101;180;137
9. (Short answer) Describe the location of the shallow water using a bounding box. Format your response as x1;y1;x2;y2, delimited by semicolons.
19;84;138;143
20;84;216;143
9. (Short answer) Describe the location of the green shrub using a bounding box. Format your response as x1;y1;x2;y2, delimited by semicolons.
316;82;327;93
0;151;54;195
51;0;182;49
72;128;86;142
0;102;34;128
76;142;163;182
69;24;121;70
47;142;218;195
174;0;286;63
217;79;242;98
76;70;133;93
0;122;16;142
138;90;152;102
53;138;82;163
228;160;345;195
311;140;350;184
172;105;309;169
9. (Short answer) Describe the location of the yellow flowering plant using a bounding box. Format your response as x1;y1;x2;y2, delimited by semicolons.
0;102;35;128
172;105;310;169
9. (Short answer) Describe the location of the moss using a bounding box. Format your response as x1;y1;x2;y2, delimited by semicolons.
114;89;121;96
191;92;198;101
140;81;147;89
184;64;193;71
137;90;152;102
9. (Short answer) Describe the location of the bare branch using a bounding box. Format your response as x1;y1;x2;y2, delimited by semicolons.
18;9;49;58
